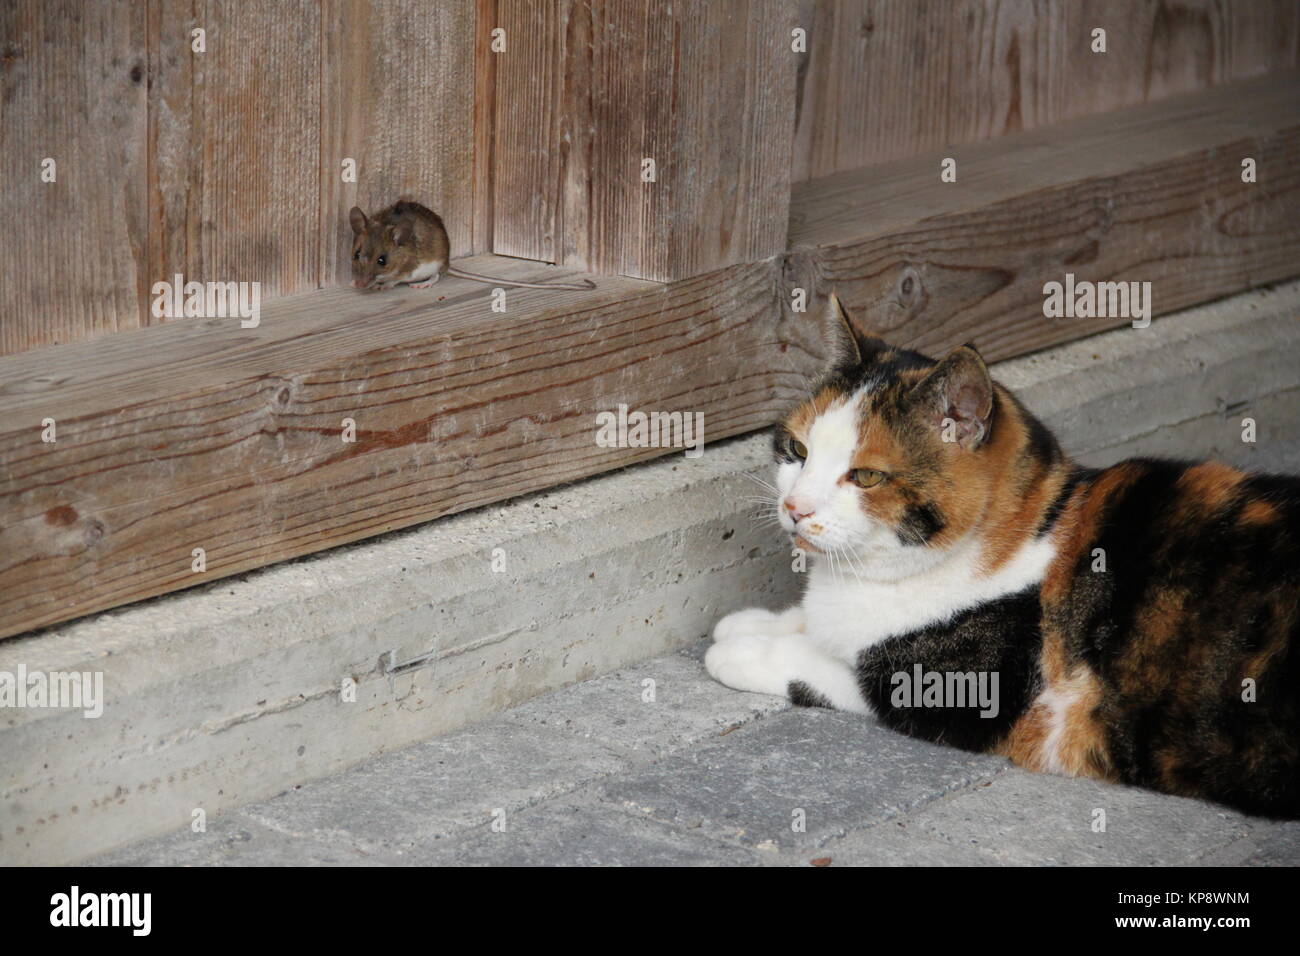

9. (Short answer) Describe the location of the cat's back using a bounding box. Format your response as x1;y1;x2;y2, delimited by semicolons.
1040;457;1300;815
1047;457;1300;634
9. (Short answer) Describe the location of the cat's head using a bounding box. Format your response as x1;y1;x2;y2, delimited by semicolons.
772;295;1005;579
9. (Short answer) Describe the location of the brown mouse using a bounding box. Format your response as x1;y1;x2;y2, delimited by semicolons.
348;200;597;292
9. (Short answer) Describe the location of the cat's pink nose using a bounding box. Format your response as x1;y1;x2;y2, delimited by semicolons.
784;497;814;523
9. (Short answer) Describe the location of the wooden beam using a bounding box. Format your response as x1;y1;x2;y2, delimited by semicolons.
490;0;799;281
784;72;1300;361
0;259;796;638
2;72;1298;639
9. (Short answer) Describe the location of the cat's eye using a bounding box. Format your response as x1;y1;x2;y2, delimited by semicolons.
791;439;808;460
377;255;387;267
849;468;886;488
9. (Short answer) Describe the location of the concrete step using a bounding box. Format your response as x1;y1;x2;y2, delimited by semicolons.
90;640;1300;866
5;280;1300;864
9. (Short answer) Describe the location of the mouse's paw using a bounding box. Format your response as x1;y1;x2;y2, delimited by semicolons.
409;277;441;289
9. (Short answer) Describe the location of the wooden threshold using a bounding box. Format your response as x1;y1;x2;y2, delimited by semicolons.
2;73;1299;639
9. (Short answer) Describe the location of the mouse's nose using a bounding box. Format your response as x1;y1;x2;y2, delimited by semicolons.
784;496;814;523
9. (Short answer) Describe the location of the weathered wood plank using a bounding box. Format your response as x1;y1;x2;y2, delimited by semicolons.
792;0;1300;182
0;258;797;636
491;0;798;281
3;72;1298;639
785;72;1300;361
148;0;320;302
0;0;149;356
319;0;476;285
472;0;499;254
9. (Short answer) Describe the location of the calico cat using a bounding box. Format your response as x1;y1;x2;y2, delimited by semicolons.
706;294;1300;817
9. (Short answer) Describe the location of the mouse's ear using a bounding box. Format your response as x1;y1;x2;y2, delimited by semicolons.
348;207;368;235
392;221;414;246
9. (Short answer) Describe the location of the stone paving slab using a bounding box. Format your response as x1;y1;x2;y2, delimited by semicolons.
770;816;1004;867
890;767;1260;867
91;814;398;867
501;651;790;759
404;797;763;867
231;718;632;857
1198;821;1300;867
595;708;1009;851
90;642;1300;867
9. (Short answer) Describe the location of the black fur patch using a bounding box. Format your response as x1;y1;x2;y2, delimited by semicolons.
857;587;1043;753
789;680;833;709
772;426;800;463
1018;399;1062;470
1036;466;1096;536
897;501;946;546
822;340;936;398
1050;459;1300;817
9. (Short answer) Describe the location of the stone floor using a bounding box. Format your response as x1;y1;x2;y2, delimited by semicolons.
90;641;1300;867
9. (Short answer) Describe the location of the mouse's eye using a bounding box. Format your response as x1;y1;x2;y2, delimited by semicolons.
352;250;360;260
377;255;387;267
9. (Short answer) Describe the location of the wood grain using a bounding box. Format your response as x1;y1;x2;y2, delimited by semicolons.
785;72;1300;361
0;0;149;355
148;0;320;303
792;0;1300;182
319;0;476;285
491;0;799;281
0;259;797;637
472;0;499;254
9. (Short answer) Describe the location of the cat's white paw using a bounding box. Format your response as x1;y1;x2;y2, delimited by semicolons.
713;608;779;643
704;636;788;697
712;606;805;643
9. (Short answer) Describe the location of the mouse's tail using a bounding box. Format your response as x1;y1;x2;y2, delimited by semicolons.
445;266;596;291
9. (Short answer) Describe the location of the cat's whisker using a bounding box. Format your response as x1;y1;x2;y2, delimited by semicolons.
741;472;781;495
839;546;868;588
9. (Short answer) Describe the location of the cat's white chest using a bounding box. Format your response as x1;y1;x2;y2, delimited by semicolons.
803;534;1057;663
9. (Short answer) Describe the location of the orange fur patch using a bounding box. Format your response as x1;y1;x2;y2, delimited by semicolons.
1162;462;1248;533
1052;667;1113;779
1041;461;1144;605
975;387;1072;573
995;704;1051;765
1240;498;1279;526
1118;587;1190;697
786;387;849;439
1000;655;1113;781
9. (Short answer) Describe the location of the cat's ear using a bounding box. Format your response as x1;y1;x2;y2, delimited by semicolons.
820;292;892;374
820;292;867;376
911;344;994;448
